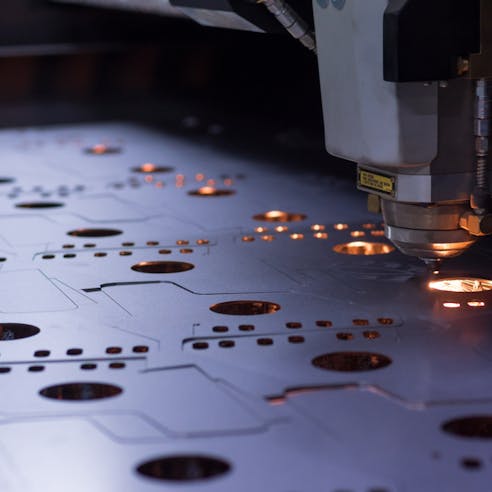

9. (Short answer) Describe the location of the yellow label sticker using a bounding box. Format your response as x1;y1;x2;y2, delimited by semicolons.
358;169;395;196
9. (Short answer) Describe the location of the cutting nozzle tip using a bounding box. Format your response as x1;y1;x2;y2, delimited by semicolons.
420;258;442;276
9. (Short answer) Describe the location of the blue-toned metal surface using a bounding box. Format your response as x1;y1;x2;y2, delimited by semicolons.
0;122;490;491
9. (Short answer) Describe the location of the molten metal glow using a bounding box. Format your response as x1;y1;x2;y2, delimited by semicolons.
255;226;268;233
350;230;365;238
428;278;492;293
333;241;394;255
334;223;349;231
314;232;328;239
290;233;304;240
311;224;325;231
443;302;461;309
141;163;157;172
275;226;288;233
467;301;485;307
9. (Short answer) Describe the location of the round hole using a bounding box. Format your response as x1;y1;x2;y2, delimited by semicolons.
132;164;174;173
133;345;149;353
316;320;332;328
353;319;369;326
119;251;132;256
210;300;280;316
68;228;122;238
428;278;492;293
94;252;107;257
461;457;483;471
378;318;394;325
333;241;394;255
67;348;83;356
42;255;55;260
253;210;306;222
28;365;44;372
188;187;235;197
80;363;97;370
286;322;302;329
34;350;50;357
131;261;194;274
312;352;392;372
336;332;354;340
363;330;380;340
84;144;121;155
109;362;125;369
0;178;15;184
0;367;11;373
106;346;122;354
219;340;235;348
16;202;64;209
136;455;231;482
442;416;492;438
288;335;305;344
39;382;122;401
213;326;229;333
257;337;273;346
238;324;255;331
158;249;172;255
0;323;40;341
193;342;209;350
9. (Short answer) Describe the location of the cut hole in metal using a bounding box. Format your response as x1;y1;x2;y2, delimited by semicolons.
39;382;123;401
133;345;149;353
106;346;122;354
213;326;229;333
253;210;306;222
159;249;172;255
0;323;40;341
85;144;121;155
428;278;492;293
312;352;392;372
81;363;97;370
67;348;82;356
132;163;174;173
286;322;302;329
257;337;273;346
378;318;394;325
288;335;304;344
364;330;380;340
239;324;254;331
29;365;44;372
136;455;231;482
442;416;492;438
131;261;194;274
188;187;235;197
68;228;122;238
16;202;64;209
219;340;235;348
193;342;209;350
353;319;369;326
34;350;50;357
210;300;280;316
316;320;332;327
337;332;354;340
461;457;483;471
0;178;14;184
333;241;394;255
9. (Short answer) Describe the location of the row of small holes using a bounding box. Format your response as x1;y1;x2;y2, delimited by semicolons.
193;336;305;349
61;240;209;249
42;248;201;259
195;332;380;349
34;346;148;357
0;362;127;373
212;321;392;332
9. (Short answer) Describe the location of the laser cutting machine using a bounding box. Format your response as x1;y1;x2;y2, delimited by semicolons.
52;0;492;271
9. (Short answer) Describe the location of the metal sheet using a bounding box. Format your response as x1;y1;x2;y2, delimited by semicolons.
0;122;490;491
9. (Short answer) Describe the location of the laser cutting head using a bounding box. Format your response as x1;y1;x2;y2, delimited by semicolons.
313;0;492;266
